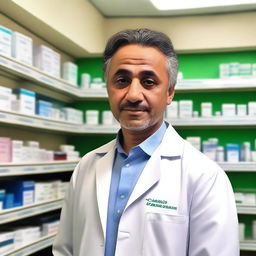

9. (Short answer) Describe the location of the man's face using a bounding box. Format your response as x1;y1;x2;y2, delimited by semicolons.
107;44;174;133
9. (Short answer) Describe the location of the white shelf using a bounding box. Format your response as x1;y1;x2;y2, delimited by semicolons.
170;116;256;127
219;162;256;172
176;78;256;92
0;109;86;133
0;54;107;99
0;198;63;224
2;233;56;256
240;240;256;251
237;205;256;215
0;160;77;176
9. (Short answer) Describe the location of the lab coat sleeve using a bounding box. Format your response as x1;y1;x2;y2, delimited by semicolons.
188;166;239;256
52;163;79;256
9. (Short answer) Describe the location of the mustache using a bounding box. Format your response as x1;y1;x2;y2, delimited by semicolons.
120;102;150;111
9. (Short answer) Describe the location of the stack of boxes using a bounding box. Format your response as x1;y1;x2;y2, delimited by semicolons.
186;137;256;163
0;180;69;210
0;217;60;253
220;62;256;79
0;138;80;163
0;26;12;57
165;100;256;119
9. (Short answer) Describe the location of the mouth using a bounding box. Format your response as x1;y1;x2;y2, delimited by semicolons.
122;108;147;112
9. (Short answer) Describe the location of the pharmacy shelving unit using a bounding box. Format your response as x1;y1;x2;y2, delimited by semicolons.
0;198;63;225
1;56;256;255
2;233;57;256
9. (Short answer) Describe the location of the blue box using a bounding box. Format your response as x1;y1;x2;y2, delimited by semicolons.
3;193;14;209
0;190;5;210
4;181;35;207
36;100;52;118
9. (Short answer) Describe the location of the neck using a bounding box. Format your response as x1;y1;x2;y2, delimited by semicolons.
121;122;162;154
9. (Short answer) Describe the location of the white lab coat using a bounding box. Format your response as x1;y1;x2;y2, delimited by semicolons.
53;125;239;256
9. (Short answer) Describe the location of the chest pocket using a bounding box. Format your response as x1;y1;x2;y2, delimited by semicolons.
142;212;189;256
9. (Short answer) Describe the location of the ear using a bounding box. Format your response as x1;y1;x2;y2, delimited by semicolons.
166;87;175;105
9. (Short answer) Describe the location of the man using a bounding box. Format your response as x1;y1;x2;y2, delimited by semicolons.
53;29;239;256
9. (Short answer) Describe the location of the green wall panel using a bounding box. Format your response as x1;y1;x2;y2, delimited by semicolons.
178;51;256;79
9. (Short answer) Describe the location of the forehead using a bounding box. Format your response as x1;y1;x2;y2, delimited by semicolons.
109;44;167;72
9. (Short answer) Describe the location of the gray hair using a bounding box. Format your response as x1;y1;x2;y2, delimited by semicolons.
103;28;179;89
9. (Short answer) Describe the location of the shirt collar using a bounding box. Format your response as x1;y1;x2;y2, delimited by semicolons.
116;121;167;156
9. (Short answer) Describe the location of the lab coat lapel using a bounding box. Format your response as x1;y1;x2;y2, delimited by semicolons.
95;146;115;239
125;124;184;210
125;147;162;210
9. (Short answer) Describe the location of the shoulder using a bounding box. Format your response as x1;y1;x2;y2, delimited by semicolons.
72;139;116;179
183;140;223;175
182;140;226;187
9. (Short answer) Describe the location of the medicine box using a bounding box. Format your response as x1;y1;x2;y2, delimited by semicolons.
0;231;15;254
0;137;11;163
166;101;178;119
3;193;15;209
201;102;212;117
34;45;54;76
86;110;99;125
202;141;217;161
248;102;256;116
5;181;35;207
179;100;193;118
237;104;247;116
12;140;23;163
226;144;240;163
36;100;53;118
81;73;91;89
63;62;78;86
102;111;114;125
222;104;236;117
0;26;12;57
12;31;33;66
0;85;12;111
17;88;36;115
62;107;83;124
0;189;5;210
186;137;201;151
51;50;61;78
239;64;252;77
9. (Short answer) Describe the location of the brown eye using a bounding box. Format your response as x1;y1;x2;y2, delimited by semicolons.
142;79;156;88
115;77;130;88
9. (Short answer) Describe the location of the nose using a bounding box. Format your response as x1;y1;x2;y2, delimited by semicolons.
125;79;144;103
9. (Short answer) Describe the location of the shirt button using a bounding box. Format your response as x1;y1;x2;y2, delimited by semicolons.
125;163;130;167
117;209;122;214
120;194;125;199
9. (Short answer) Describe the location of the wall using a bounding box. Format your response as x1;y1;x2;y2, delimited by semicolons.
1;1;256;56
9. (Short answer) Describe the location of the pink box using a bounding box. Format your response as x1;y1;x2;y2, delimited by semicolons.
0;137;11;162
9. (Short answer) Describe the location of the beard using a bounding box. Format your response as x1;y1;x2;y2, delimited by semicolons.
118;117;153;131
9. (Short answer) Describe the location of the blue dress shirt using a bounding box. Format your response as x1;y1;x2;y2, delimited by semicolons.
104;122;167;256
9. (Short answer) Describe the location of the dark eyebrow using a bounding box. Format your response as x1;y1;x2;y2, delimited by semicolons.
139;70;158;78
113;69;158;78
113;69;132;77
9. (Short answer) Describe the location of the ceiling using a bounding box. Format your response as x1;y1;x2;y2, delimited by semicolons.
89;0;256;17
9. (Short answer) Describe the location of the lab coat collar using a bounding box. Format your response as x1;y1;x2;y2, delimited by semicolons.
159;124;185;158
93;123;184;157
